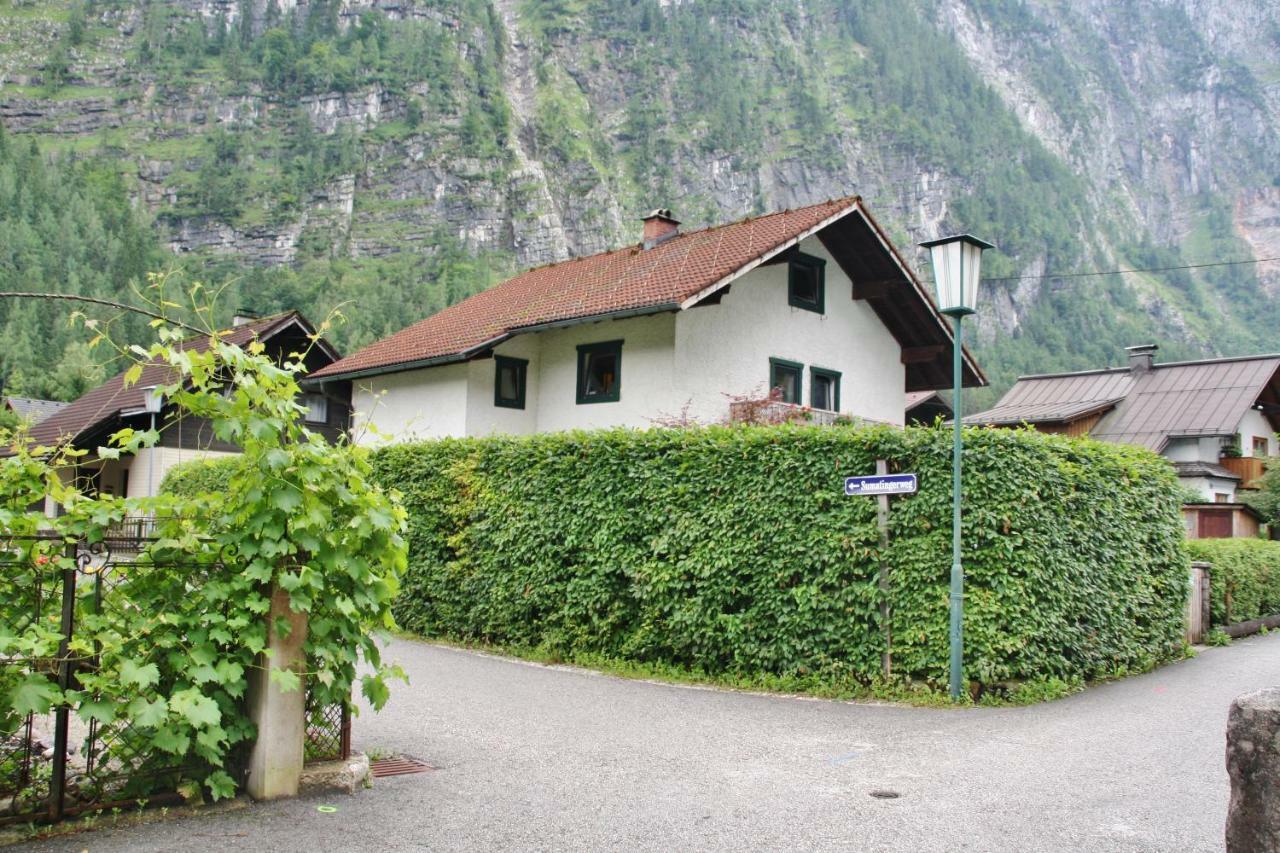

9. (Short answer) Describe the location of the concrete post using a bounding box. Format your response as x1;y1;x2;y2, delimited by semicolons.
246;585;309;801
1226;687;1280;852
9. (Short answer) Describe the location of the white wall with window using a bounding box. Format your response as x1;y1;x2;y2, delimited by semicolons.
1238;408;1277;457
464;334;541;437
531;314;678;432
674;235;905;425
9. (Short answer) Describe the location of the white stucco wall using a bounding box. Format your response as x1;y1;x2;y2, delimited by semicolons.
464;335;542;437
1163;437;1223;463
532;313;678;432
1238;408;1277;456
673;236;906;425
351;362;469;445
1179;474;1240;502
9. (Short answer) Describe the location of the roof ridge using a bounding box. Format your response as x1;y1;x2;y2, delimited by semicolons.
505;196;859;280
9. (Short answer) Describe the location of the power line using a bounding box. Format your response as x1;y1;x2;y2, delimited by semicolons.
980;256;1280;283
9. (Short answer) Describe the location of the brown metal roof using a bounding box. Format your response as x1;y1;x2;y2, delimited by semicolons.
967;353;1280;451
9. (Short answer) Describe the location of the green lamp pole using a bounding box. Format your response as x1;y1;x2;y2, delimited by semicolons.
920;234;993;702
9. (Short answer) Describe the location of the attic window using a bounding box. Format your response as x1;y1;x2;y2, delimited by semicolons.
577;340;622;404
788;252;826;314
495;356;528;410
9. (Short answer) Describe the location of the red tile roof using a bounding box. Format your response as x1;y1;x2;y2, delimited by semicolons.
313;197;864;380
23;312;313;449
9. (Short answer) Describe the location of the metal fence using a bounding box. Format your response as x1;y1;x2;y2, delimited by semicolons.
1;527;351;825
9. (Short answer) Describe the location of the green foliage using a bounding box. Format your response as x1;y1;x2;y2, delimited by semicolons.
1242;457;1280;527
1187;538;1280;626
0;289;407;801
1204;628;1232;647
158;456;239;498
373;424;1189;691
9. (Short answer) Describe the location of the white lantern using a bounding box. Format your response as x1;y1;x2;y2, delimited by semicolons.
920;235;994;316
141;385;164;414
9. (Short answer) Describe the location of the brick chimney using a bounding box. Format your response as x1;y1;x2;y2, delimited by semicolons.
641;209;680;249
1125;343;1158;373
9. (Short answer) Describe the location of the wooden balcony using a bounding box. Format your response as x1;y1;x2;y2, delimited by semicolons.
1219;455;1267;489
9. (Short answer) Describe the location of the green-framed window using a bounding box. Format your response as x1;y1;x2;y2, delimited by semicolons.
576;340;623;404
494;356;528;409
810;367;841;412
769;357;804;405
788;252;826;314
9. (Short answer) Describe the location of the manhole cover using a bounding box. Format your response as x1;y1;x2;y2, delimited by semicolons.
370;756;434;778
869;789;900;799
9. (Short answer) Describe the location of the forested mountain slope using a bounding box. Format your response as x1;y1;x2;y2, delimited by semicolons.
1;0;1278;408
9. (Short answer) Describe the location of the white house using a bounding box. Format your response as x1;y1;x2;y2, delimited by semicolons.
309;197;984;442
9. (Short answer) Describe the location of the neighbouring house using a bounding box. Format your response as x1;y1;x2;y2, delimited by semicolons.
308;197;985;442
17;311;348;503
905;390;953;425
3;396;68;424
966;344;1279;534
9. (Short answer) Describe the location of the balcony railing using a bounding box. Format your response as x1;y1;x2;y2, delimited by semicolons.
727;400;896;428
1220;455;1267;489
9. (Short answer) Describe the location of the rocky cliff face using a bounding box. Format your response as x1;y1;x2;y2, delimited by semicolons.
1;0;1277;391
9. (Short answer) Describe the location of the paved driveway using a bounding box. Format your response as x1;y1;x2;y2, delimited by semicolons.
17;633;1280;852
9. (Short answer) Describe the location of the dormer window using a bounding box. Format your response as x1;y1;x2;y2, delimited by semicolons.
788;252;826;314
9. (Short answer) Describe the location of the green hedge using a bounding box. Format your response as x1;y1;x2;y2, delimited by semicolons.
370;424;1189;689
159;455;240;497
1186;538;1280;625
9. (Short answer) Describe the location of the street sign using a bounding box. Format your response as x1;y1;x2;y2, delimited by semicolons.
844;473;918;496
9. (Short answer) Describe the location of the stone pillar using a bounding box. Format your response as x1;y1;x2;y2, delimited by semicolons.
1227;687;1280;852
246;585;309;801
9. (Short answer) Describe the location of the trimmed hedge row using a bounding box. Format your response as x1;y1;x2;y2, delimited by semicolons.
368;424;1189;688
1186;538;1280;626
159;455;240;497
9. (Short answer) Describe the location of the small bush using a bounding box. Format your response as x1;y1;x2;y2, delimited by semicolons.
1186;538;1280;625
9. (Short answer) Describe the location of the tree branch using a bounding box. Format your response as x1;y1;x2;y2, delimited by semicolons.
0;291;203;334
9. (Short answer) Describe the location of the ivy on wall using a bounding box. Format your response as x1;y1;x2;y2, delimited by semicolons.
364;424;1189;690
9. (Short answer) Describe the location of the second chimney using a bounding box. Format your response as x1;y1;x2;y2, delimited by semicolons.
642;209;680;249
1125;343;1158;373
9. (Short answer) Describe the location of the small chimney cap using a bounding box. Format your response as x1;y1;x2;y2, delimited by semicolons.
1124;344;1159;354
642;208;679;223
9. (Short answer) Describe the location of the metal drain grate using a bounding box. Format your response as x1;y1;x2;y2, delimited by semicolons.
370;756;434;778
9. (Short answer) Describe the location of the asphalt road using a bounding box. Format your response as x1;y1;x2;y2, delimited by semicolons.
16;632;1280;852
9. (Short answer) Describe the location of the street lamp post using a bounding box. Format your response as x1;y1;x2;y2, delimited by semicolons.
919;234;993;702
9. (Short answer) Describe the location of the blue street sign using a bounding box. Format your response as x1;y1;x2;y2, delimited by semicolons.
844;473;918;496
